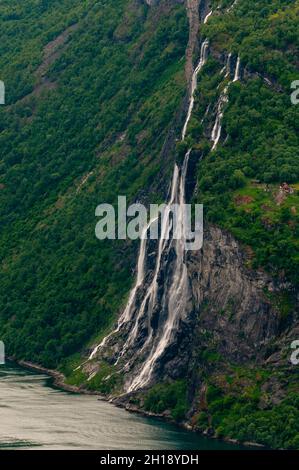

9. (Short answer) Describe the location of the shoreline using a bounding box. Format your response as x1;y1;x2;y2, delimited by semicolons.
11;359;101;396
9;358;265;450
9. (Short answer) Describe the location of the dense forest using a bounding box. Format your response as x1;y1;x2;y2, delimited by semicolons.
0;0;188;366
0;0;298;450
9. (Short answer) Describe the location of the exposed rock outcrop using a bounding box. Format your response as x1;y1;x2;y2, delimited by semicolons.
188;225;280;364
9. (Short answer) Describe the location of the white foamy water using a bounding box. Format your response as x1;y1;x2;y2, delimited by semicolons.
128;151;191;392
182;39;209;141
211;55;241;150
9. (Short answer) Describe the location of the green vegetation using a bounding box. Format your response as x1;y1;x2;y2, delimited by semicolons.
185;0;299;285
182;2;299;447
0;0;188;367
143;380;188;422
196;368;299;449
86;362;121;394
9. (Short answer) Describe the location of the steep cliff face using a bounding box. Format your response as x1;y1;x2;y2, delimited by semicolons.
188;225;279;364
85;221;285;392
184;224;299;441
113;223;298;445
123;220;295;383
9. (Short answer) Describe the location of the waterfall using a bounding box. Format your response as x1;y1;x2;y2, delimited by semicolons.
211;86;229;151
227;0;239;13
211;55;241;151
225;52;232;77
181;39;209;141
88;15;211;389
233;55;241;82
123;38;209;390
127;151;191;392
114;166;180;365
204;10;212;24
89;217;157;361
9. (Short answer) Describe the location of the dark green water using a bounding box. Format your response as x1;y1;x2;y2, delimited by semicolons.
0;364;249;450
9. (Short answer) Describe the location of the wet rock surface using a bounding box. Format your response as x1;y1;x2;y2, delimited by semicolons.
188;225;280;364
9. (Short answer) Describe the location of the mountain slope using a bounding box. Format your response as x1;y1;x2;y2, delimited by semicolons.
0;0;298;450
0;0;188;365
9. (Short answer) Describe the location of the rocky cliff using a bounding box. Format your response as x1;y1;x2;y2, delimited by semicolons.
188;225;279;365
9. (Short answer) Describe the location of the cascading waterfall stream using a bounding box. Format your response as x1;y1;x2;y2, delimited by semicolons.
115;167;180;366
227;0;239;13
182;39;209;141
233;55;241;82
211;87;229;151
89;217;158;361
127;150;191;392
126;39;209;392
211;55;240;150
88;14;212;391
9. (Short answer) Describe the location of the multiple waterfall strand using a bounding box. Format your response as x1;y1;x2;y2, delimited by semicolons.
233;55;241;82
88;25;211;390
126;38;209;391
211;55;241;150
89;217;157;360
88;46;242;392
127;151;191;392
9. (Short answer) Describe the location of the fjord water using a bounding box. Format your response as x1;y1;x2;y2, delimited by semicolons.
0;364;246;450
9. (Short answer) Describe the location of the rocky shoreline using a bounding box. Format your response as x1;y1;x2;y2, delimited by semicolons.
12;359;100;396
